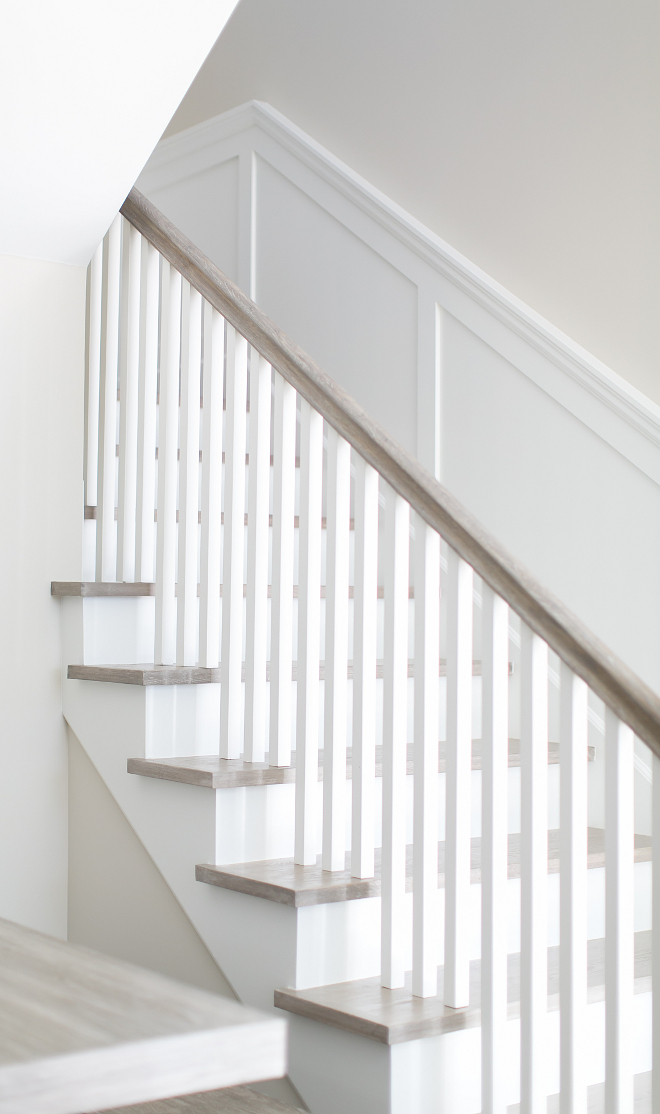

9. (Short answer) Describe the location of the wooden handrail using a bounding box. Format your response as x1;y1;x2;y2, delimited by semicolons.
121;186;660;758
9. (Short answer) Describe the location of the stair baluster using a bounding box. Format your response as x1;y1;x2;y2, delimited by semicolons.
96;213;121;583
75;188;660;1112
605;710;635;1114
243;350;272;760
221;323;248;757
176;283;202;667
380;484;410;989
117;218;141;584
84;239;103;511
481;584;510;1113
444;547;473;1008
412;518;441;998
270;372;296;768
198;305;224;669
520;625;550;1112
350;456;379;880
135;239;159;584
154;262;181;665
295;399;323;865
559;663;589;1114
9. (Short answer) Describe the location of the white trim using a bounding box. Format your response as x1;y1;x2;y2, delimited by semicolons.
140;100;660;484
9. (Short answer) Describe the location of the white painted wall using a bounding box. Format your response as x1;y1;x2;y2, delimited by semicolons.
1;0;241;264
165;0;660;407
139;103;660;699
0;256;85;936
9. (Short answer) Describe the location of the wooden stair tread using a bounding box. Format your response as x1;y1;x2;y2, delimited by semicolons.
53;582;408;602
68;659;507;685
0;918;285;1113
94;1084;301;1113
196;828;650;906
130;755;295;788
68;664;222;686
274;930;651;1045
53;581;155;597
128;739;592;789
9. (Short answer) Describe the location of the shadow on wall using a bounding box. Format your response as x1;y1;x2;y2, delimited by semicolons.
67;727;236;995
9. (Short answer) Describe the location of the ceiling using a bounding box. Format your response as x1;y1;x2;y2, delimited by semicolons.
0;1;239;265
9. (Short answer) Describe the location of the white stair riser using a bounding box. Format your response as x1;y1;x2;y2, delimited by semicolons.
295;863;652;987
285;996;651;1114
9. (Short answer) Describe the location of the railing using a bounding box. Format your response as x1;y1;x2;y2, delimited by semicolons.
85;188;660;1112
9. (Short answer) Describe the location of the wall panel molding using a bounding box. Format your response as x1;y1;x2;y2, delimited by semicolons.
139;99;660;486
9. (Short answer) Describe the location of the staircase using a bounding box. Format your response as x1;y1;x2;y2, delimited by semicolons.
54;189;660;1113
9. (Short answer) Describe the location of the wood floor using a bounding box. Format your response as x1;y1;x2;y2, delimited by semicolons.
93;1084;302;1112
0;919;285;1114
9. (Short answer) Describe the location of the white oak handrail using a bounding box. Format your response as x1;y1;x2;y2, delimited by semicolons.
121;186;660;759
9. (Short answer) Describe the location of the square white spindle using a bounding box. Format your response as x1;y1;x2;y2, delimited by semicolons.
96;214;122;582
198;308;224;670
176;284;202;667
295;400;323;864
480;584;509;1113
220;325;248;758
85;241;103;510
412;518;440;998
117;221;141;584
269;373;297;767
322;426;351;871
604;710;634;1114
444;547;473;1008
154;263;181;666
243;351;272;759
135;241;159;584
351;455;379;880
559;664;588;1114
520;624;548;1114
381;484;409;989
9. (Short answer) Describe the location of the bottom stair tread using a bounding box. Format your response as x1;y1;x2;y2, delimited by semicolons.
93;1084;302;1113
275;931;650;1044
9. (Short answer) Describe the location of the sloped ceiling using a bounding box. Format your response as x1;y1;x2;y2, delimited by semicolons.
0;1;238;265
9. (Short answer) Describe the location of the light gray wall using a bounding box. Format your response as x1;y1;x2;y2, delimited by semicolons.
67;732;307;1110
68;730;236;994
0;255;85;938
165;0;660;404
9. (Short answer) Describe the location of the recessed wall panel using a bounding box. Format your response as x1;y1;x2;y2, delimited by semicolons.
255;156;418;456
148;158;239;283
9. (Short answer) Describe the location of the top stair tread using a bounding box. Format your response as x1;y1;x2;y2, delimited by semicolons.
274;930;651;1045
68;664;221;686
67;660;498;684
94;1085;301;1113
